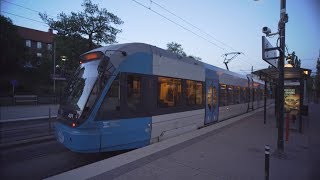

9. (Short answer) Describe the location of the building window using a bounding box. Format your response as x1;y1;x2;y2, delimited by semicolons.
47;43;52;50
37;42;42;49
26;40;31;47
158;77;182;107
36;53;42;65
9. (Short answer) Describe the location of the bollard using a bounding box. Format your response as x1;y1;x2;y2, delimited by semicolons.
49;107;52;133
265;145;270;180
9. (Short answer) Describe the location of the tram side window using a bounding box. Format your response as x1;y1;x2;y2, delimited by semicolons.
254;88;258;101
196;82;203;105
240;88;243;103
158;77;182;107
96;76;120;119
186;80;203;106
240;87;246;103
219;84;227;106
227;85;234;105
186;80;196;105
257;89;261;101
213;86;217;108
234;86;240;104
127;75;141;111
84;60;116;120
245;87;249;103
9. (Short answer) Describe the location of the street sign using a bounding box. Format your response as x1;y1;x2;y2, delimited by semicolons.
51;74;67;81
262;36;279;68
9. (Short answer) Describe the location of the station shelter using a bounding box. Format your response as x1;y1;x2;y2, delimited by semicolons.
252;67;311;133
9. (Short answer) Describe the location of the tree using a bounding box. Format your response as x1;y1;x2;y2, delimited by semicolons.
40;0;123;50
166;42;187;57
54;34;94;76
166;42;202;61
292;51;301;68
287;51;301;68
0;15;24;73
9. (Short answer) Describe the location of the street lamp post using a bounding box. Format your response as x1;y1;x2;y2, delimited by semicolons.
53;41;56;94
277;0;287;152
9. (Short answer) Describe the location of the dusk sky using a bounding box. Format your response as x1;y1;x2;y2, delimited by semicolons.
1;0;319;75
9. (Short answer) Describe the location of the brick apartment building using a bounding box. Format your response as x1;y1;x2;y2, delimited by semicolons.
16;26;54;68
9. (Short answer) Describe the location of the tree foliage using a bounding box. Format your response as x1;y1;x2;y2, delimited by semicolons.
287;51;301;68
166;42;187;57
39;0;123;50
0;15;24;73
166;42;202;61
54;34;94;76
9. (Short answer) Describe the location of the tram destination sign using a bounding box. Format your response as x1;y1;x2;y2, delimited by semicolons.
262;36;278;68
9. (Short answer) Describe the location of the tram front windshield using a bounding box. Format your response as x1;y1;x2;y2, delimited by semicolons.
59;56;114;126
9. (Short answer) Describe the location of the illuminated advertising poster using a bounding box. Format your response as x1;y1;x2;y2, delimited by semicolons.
284;87;300;117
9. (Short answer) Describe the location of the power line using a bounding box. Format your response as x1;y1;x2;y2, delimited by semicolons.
3;0;267;70
1;0;55;18
2;0;40;13
4;0;227;52
136;0;265;69
131;0;226;51
150;0;236;51
1;10;49;27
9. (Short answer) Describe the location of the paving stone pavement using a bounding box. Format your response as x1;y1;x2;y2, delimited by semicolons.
104;103;320;180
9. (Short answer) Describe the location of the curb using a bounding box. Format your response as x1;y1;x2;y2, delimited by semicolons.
0;134;55;150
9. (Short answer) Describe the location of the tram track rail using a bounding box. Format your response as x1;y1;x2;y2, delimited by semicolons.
0;118;56;149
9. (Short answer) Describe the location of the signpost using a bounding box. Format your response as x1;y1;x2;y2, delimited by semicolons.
10;80;18;96
262;36;279;68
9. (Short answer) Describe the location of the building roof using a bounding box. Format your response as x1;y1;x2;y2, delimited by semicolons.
16;26;54;43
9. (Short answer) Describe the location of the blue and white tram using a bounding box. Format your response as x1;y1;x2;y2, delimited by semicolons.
55;43;273;153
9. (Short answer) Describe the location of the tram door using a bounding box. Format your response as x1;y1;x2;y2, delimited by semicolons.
205;79;219;124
